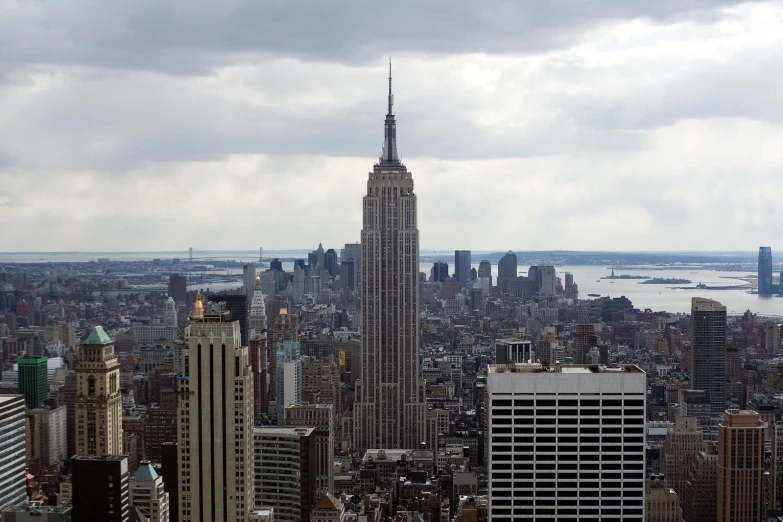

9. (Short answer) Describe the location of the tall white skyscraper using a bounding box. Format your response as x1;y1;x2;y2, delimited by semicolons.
130;460;170;522
249;275;267;339
353;64;426;451
487;363;646;520
177;293;254;522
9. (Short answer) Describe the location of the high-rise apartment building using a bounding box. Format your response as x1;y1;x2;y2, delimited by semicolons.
72;455;130;522
454;250;472;285
253;427;317;522
18;355;48;409
285;403;335;496
353;66;426;451
661;416;702;504
0;395;26;511
691;297;727;418
75;326;123;456
758;246;773;295
130;461;170;522
177;294;254;522
486;363;646;520
717;410;764;522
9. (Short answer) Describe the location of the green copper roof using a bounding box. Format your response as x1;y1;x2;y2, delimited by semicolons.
83;326;112;345
133;461;159;482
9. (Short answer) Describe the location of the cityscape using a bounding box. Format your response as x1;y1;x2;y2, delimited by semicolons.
3;2;783;522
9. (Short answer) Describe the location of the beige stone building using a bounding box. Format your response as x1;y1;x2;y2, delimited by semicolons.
717;410;764;522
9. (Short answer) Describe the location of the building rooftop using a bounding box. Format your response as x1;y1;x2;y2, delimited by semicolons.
83;326;112;345
133;460;159;482
488;363;644;374
253;427;314;437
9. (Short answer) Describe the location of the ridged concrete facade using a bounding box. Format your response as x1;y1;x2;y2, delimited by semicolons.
354;66;425;451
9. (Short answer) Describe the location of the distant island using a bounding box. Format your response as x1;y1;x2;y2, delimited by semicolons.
640;278;692;284
601;268;650;280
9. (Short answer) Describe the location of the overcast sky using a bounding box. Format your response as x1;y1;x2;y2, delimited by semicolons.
2;0;782;252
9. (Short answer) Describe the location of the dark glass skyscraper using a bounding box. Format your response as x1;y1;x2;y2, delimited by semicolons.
17;355;48;409
758;246;773;295
691;297;727;417
454;250;472;285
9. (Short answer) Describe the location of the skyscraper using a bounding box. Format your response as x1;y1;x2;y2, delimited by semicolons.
759;246;773;295
354;64;426;451
276;332;302;425
0;395;25;512
72;455;130;522
243;262;256;301
75;326;123;456
342;243;361;289
249;275;267;339
285;403;335;497
168;274;187;304
130;460;170;522
497;251;517;293
17;355;48;409
477;260;492;287
164;296;178;328
454;250;471;285
430;261;449;282
486;363;646;520
177;294;254;522
691;297;727;418
717;410;764;521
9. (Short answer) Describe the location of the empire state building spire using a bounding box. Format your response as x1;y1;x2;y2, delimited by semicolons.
381;60;399;163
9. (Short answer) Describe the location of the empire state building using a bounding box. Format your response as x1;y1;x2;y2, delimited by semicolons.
354;65;426;451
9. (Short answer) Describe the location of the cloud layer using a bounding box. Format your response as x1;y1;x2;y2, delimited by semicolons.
1;0;782;251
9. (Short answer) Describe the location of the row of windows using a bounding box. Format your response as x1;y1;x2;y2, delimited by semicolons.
492;462;645;471
492;482;644;492
491;471;645;480
491;498;644;506
492;436;644;444
492;397;644;407
492;408;645;417
492;426;645;434
492;444;645;454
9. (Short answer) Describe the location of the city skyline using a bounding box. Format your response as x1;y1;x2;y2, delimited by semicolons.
2;2;783;251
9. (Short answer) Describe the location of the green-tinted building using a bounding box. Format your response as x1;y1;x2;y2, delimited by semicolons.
18;355;48;409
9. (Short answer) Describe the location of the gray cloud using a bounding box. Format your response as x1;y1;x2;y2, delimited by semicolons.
0;0;771;74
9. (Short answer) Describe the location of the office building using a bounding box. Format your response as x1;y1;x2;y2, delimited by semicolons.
214;294;248;347
160;442;179;522
477;260;492;287
253;427;317;522
310;494;345;522
354;66;426;451
164;296;178;328
494;339;534;364
691;297;727;418
342;243;361;289
497;251;517;293
486;363;646;520
302;355;342;418
0;395;25;511
130;460;170;522
75;326;123;456
168;274;187;304
243;262;257;301
339;259;356;291
759;246;773;295
528;265;556;296
72;455;129;522
249;275;267;339
285;403;335;496
177;294;254;522
661;416;702;505
682;443;718;522
18;355;48;409
27;406;67;468
431;261;449;282
645;478;683;522
454;250;471;285
324;249;338;276
276;332;302;425
717;410;764;522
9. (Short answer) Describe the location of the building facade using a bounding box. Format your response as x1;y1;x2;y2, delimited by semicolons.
717;410;764;522
18;355;48;409
454;250;472;285
177;294;254;522
253;427;317;522
75;326;123;456
130;460;170;522
486;363;646;520
0;395;25;511
72;455;130;522
690;297;727;418
354;66;426;451
758;246;773;295
285;403;335;496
